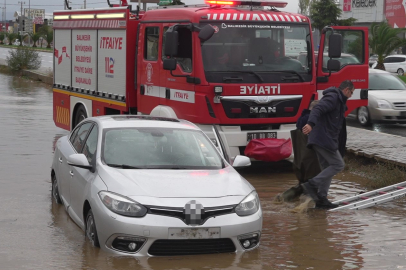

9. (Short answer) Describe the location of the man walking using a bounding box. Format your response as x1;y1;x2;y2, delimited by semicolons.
301;80;354;209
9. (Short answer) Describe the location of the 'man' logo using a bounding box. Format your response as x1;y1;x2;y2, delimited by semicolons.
105;57;114;74
250;107;276;114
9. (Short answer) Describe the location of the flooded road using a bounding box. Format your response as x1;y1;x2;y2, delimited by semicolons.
1;72;406;269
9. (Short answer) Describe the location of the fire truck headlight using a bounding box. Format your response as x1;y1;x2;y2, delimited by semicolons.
214;86;223;95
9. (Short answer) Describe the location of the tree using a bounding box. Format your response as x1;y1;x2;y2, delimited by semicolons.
298;0;311;16
369;21;406;70
45;30;53;48
0;33;4;44
6;46;41;71
310;0;341;32
7;33;17;45
309;0;356;32
37;24;53;48
28;33;41;48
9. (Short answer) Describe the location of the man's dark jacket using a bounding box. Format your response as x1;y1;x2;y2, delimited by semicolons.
307;87;348;153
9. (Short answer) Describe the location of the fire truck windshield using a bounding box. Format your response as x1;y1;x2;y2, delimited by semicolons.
201;23;312;83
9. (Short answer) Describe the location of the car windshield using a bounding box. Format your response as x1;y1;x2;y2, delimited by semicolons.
102;127;224;169
369;72;406;90
201;23;312;83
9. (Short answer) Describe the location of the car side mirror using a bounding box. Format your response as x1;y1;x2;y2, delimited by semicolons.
232;155;251;168
327;59;340;71
163;58;177;71
328;33;342;58
67;153;92;170
198;25;215;42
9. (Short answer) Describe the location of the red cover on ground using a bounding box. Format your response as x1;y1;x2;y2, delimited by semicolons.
244;138;292;162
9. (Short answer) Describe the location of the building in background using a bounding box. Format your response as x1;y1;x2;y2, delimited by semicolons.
339;0;384;27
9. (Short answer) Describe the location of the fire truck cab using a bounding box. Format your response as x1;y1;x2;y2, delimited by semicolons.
53;0;369;163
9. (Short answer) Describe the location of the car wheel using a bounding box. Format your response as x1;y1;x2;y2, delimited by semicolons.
357;106;371;126
73;105;87;129
398;68;404;76
52;174;62;204
86;209;100;247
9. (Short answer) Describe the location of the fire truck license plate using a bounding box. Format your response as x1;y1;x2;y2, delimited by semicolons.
247;132;277;142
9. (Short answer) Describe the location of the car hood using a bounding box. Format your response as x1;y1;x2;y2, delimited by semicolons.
97;164;253;198
369;90;406;102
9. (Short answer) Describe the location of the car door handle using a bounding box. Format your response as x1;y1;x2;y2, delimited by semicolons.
69;171;74;176
59;157;63;163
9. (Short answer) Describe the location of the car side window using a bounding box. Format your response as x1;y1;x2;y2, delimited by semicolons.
383;57;392;63
71;122;93;153
82;125;98;163
69;126;80;145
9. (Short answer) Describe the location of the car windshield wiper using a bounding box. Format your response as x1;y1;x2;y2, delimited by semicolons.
106;163;142;169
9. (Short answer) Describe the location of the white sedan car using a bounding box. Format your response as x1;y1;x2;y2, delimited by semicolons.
356;69;406;125
51;115;262;256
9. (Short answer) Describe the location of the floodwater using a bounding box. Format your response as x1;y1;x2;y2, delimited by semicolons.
1;72;406;270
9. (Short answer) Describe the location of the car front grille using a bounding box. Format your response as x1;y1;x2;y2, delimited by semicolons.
393;102;406;109
148;238;236;256
147;205;236;225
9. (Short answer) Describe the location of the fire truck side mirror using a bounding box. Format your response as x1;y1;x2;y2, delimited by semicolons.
164;31;179;57
198;25;215;42
328;33;342;58
163;58;177;71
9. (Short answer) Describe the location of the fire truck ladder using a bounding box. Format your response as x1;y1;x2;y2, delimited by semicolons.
329;181;406;211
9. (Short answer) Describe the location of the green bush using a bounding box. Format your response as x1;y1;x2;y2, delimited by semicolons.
6;46;41;71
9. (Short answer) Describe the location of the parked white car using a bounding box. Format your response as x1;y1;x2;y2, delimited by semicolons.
355;69;406;125
51;115;262;256
371;55;406;75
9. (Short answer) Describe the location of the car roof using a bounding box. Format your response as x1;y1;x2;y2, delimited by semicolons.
386;54;406;58
83;115;200;130
369;68;390;74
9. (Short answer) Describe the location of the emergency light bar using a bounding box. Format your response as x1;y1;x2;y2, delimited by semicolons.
205;0;287;7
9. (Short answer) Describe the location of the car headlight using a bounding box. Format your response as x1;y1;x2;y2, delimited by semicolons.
377;100;392;109
235;191;260;216
98;191;147;217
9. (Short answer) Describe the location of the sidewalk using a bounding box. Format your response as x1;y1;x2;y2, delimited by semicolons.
347;126;406;167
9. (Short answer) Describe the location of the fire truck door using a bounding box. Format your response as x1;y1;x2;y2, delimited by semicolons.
138;24;162;114
161;24;195;120
316;27;369;115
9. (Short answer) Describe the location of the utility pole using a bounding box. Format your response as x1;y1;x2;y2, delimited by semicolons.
28;0;31;46
0;7;4;34
18;1;25;34
84;0;86;9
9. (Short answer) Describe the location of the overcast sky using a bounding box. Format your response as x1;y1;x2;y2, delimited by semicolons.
1;0;300;20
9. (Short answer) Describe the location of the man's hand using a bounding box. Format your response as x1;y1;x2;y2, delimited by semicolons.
302;124;312;135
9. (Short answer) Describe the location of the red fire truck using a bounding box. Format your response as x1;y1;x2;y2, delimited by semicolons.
53;0;369;162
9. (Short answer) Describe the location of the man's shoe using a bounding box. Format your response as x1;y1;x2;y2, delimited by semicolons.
316;197;339;209
301;182;319;203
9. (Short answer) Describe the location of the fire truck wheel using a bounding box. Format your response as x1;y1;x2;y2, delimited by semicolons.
397;68;404;76
357;106;371;126
74;105;88;129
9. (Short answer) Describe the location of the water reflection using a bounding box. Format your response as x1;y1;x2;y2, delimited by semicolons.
1;71;406;269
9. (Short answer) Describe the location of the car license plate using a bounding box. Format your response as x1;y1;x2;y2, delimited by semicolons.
168;228;220;239
247;132;277;142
